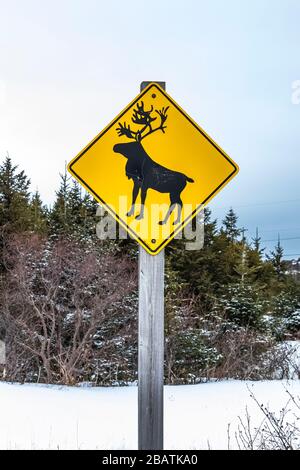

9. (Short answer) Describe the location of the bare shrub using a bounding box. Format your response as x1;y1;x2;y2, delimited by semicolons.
207;327;272;380
0;234;136;384
235;389;300;450
258;341;300;380
164;294;282;383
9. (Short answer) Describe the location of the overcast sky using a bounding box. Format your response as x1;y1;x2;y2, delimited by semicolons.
0;0;299;257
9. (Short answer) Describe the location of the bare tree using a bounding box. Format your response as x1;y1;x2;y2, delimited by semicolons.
1;234;136;384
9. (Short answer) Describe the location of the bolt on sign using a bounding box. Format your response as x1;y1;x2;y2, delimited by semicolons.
68;83;239;255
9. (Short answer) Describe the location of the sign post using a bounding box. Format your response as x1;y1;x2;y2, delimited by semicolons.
138;81;165;451
67;80;239;451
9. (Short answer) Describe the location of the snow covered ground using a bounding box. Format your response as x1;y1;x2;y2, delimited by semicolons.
0;379;300;450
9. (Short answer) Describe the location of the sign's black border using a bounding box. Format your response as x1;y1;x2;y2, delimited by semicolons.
69;84;238;254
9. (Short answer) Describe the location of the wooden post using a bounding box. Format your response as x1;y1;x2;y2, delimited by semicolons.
138;81;165;450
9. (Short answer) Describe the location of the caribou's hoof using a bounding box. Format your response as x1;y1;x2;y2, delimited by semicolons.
158;220;165;225
126;211;134;217
135;214;144;220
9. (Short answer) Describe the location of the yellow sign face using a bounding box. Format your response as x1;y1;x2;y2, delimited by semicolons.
68;83;239;255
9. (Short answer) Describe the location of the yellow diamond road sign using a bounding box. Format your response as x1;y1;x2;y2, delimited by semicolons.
68;83;239;255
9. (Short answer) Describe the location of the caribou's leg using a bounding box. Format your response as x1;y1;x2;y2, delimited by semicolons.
127;180;140;217
135;186;147;220
159;191;183;225
173;201;182;225
159;203;176;225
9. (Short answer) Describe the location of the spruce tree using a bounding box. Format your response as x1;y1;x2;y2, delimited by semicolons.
243;228;268;284
0;155;31;232
81;193;99;239
50;169;101;241
67;182;99;240
29;190;48;234
203;207;217;245
166;207;219;298
221;208;241;242
267;236;286;280
234;243;262;285
49;169;70;237
252;227;264;255
68;180;83;233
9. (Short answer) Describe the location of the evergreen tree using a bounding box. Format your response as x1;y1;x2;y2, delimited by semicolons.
214;283;263;328
245;228;271;285
68;181;83;232
81;192;99;239
221;208;241;242
29;190;48;234
167;207;240;301
50;169;101;241
267;236;286;280
252;227;264;256
67;183;99;240
0;155;31;232
234;244;262;286
49;169;70;237
203;207;217;245
209;230;242;287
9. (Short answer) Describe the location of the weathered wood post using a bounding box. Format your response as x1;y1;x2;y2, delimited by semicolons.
138;81;165;450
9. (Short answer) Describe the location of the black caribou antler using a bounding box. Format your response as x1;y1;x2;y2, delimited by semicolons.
116;102;169;142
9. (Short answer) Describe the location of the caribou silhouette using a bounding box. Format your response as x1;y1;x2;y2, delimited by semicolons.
113;101;194;225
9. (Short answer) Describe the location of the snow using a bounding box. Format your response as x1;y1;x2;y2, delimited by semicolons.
0;379;300;450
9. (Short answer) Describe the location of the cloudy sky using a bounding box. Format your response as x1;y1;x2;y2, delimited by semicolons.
0;0;299;256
